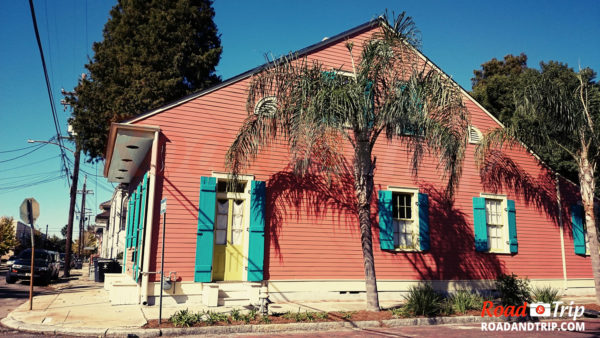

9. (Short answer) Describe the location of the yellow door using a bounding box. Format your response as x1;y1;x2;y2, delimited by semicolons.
212;198;245;281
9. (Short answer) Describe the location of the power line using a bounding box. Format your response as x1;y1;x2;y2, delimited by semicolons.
0;144;43;154
2;155;61;172
0;170;63;181
0;175;65;194
0;143;47;163
28;0;72;187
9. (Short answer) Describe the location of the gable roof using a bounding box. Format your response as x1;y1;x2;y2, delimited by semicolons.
125;18;381;124
122;16;579;188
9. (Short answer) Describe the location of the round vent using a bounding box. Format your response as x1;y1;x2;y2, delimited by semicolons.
254;96;277;116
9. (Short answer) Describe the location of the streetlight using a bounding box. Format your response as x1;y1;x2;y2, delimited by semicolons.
27;139;75;153
27;138;80;277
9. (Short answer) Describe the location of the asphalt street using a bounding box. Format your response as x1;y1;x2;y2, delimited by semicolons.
0;262;78;337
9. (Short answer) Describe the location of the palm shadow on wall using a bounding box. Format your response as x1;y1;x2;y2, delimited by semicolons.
479;150;559;223
399;183;505;290
263;165;358;279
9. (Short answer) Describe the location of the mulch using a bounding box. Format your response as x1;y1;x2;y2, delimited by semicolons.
143;304;598;329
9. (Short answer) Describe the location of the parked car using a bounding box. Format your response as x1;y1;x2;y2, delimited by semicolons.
5;255;17;268
59;253;66;269
6;249;60;285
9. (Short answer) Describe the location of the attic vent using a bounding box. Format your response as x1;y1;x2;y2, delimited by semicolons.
254;96;277;116
469;126;482;144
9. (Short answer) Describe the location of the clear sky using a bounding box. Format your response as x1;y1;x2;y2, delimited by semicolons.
1;0;599;238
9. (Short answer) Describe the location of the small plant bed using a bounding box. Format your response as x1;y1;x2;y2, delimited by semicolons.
143;276;591;329
144;309;397;328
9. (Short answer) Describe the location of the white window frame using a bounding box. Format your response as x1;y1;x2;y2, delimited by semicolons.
480;193;510;254
388;186;420;251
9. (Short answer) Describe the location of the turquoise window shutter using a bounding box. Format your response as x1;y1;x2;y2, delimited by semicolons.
507;200;518;253
571;204;586;255
378;190;394;250
194;176;216;282
473;197;488;251
248;180;266;281
418;193;430;251
126;197;134;248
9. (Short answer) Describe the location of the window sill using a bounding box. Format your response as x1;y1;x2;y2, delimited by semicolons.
391;248;423;253
485;250;512;255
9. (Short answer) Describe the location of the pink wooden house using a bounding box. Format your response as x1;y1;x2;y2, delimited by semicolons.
101;18;593;306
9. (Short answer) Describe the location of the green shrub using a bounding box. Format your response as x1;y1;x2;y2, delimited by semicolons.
240;309;258;324
403;284;443;316
389;307;407;318
340;311;355;320
533;286;561;304
204;310;229;325
448;290;485;314
230;308;242;321
170;309;201;327
496;273;532;306
315;312;328;320
260;315;272;324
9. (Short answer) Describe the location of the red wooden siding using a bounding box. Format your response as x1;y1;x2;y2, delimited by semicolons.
131;24;592;283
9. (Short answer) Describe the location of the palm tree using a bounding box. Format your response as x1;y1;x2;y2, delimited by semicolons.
226;13;469;311
477;66;600;302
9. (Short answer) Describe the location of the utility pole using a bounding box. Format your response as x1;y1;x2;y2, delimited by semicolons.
79;176;87;255
45;224;48;248
77;176;93;257
64;144;80;277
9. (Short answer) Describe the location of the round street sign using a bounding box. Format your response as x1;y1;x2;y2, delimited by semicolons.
20;198;40;224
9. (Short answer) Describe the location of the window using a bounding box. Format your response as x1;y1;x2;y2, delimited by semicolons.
390;188;419;249
482;194;509;253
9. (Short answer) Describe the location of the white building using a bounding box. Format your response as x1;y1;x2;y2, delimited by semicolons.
95;185;128;259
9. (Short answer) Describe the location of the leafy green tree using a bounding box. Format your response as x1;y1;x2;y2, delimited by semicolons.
47;235;67;253
471;56;584;183
471;53;530;123
0;216;19;256
477;66;600;302
66;0;222;160
226;13;469;311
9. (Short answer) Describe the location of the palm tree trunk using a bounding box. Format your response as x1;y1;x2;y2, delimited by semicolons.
578;145;600;304
354;139;380;311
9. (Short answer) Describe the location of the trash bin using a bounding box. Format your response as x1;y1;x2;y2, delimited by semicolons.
95;258;113;283
110;260;122;273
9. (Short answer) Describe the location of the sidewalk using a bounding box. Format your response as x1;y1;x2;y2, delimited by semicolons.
1;266;598;336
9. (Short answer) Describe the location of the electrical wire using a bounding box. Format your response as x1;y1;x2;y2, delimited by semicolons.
0;144;43;153
2;155;61;172
0;175;66;193
28;0;72;187
0;170;63;181
0;143;47;163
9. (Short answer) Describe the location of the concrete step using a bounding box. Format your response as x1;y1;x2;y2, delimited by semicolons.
218;289;249;300
218;298;251;307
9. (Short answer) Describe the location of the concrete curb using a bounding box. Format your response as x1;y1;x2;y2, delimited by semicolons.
2;314;506;337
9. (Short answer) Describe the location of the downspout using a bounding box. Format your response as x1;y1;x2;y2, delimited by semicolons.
556;174;568;293
141;131;160;305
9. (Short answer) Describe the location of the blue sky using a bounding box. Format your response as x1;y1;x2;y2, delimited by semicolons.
1;0;599;237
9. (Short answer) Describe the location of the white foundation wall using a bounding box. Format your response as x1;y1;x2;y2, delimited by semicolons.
120;278;595;307
265;279;596;302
